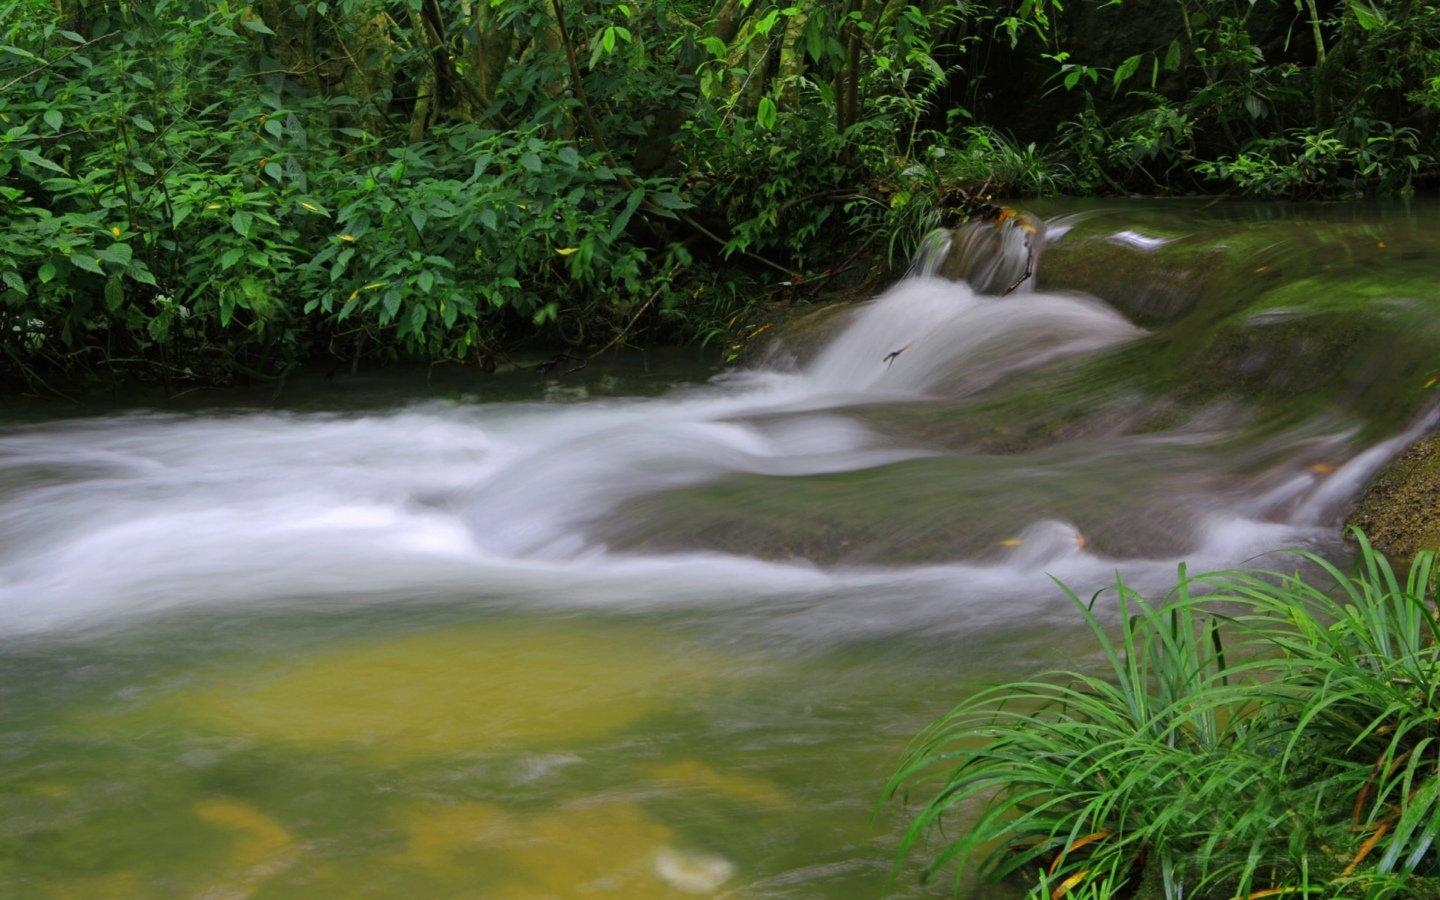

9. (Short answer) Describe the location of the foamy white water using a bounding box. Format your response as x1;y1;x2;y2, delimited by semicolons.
0;274;1399;637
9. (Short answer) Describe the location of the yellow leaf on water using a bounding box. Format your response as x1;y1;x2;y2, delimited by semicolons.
1425;375;1439;388
556;247;579;256
1000;538;1024;548
1311;463;1337;474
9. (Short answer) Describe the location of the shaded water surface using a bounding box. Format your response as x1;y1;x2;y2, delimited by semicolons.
4;201;1440;896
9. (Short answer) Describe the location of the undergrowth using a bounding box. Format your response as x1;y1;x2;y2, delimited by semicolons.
890;530;1440;898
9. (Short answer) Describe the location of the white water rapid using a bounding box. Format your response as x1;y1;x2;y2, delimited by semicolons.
0;262;1401;639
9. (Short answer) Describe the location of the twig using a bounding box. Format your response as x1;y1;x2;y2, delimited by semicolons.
0;31;118;95
583;265;681;364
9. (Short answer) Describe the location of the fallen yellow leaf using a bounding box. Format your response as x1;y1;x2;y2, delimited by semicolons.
339;234;356;242
1311;463;1336;474
1000;538;1024;548
556;247;579;256
1051;870;1089;900
1049;830;1111;874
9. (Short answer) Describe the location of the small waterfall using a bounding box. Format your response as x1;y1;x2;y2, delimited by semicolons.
799;207;1134;395
906;229;953;278
928;209;1046;295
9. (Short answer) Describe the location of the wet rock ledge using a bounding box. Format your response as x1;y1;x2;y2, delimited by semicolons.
1348;434;1440;560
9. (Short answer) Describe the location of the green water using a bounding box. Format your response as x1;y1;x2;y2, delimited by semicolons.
0;604;1073;897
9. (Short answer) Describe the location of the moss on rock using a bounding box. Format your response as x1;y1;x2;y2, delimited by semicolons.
1347;434;1440;559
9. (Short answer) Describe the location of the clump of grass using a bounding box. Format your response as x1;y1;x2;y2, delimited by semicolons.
888;530;1440;898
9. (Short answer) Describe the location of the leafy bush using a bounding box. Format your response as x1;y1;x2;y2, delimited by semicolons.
890;531;1440;897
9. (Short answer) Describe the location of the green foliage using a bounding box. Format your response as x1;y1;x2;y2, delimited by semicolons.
2;0;1438;384
890;531;1440;897
1045;0;1440;197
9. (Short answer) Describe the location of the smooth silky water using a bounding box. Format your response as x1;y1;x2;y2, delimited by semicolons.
4;201;1440;897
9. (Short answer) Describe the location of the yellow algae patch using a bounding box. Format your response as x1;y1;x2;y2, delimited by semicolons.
394;799;735;897
192;798;299;898
390;801;510;873
48;871;145;900
650;760;792;811
174;622;723;759
24;781;73;799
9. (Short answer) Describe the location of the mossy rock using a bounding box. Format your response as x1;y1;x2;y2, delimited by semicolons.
1348;434;1440;559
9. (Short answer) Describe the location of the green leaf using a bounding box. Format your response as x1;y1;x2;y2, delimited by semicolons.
104;276;124;310
70;253;103;274
220;248;245;270
1351;0;1383;29
2;270;25;295
1113;53;1142;90
98;243;133;265
520;153;542;173
264;118;284;138
609;188;645;242
331;248;354;281
241;18;276;35
418;270;434;292
756;96;778;130
18;149;67;174
651;191;693;211
558;146;581;167
43;109;62;132
480;208;498;230
231;211;253;237
132;158;156;176
264;161;284;181
1164;39;1182;71
131;115;156;133
37;262;57;284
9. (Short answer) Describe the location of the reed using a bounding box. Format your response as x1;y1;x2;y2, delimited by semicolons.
890;530;1440;897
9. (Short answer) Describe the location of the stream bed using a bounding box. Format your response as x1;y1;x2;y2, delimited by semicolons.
3;200;1439;897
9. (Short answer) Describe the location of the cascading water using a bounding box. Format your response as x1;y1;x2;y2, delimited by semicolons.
5;201;1440;898
0;207;1420;639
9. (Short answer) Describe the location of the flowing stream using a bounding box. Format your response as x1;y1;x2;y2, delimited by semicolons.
3;201;1440;896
